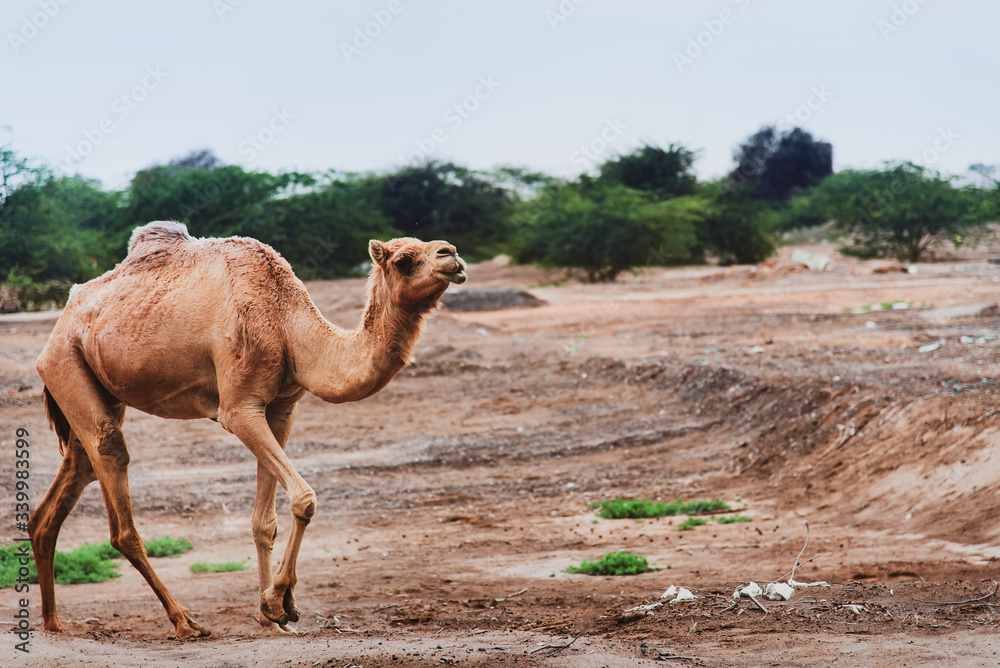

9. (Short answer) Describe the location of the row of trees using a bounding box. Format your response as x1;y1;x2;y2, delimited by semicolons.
2;126;998;310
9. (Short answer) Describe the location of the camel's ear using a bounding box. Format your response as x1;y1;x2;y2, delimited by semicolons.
369;240;390;268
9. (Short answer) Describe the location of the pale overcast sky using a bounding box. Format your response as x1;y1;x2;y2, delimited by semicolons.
2;0;996;189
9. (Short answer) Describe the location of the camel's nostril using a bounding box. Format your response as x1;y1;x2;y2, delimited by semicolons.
437;248;453;256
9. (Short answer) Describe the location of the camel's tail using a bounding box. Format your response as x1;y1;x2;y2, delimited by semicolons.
42;387;71;457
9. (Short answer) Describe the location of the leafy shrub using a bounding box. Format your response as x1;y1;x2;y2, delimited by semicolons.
90;536;194;559
697;186;777;265
189;561;249;574
0;542;121;587
0;267;71;312
675;517;709;531
566;551;657;576
590;498;731;519
813;163;988;262
511;183;707;282
144;536;194;558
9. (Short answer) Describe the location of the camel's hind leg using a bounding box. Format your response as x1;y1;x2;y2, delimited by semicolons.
39;357;210;639
252;402;299;632
28;432;96;632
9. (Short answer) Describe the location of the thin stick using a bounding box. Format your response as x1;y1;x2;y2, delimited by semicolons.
772;553;830;584
789;520;809;583
496;587;529;602
915;581;998;606
529;635;580;656
746;594;768;613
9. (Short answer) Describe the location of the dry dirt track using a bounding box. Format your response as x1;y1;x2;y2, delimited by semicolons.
3;242;1000;667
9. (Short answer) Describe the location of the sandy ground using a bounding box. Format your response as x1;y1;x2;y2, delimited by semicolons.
3;241;1000;667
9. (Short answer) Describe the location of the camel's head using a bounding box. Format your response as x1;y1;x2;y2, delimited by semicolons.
369;237;467;304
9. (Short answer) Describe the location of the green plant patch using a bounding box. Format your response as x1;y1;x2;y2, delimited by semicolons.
144;536;194;558
88;541;124;561
676;517;709;531
189;561;249;574
589;497;731;519
566;551;657;576
715;515;753;524
0;542;121;588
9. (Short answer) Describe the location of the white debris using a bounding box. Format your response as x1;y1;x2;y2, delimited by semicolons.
624;602;663;614
764;582;794;601
865;320;877;328
737;582;763;598
918;341;942;353
747;345;766;354
671;587;696;603
840;604;866;614
791;249;829;271
788;579;830;588
659;585;678;600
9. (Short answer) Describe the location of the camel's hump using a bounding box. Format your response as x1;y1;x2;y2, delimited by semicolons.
128;221;193;255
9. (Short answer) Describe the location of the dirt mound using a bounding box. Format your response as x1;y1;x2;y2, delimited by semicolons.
440;288;546;312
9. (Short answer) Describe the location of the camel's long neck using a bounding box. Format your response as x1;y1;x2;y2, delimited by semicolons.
292;273;434;404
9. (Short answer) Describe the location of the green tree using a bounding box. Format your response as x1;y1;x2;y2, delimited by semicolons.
511;182;705;281
378;161;515;260
122;161;307;244
0;173;116;283
249;174;395;279
815;163;987;262
696;184;777;265
731;126;833;202
598;143;697;198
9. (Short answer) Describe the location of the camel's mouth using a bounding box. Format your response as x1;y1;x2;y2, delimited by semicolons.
436;269;467;285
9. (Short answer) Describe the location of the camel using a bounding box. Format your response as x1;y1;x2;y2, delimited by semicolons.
28;221;466;638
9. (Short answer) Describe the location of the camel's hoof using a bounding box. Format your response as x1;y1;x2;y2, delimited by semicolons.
260;618;299;635
43;619;65;634
262;586;298;626
261;606;288;626
283;587;300;622
172;616;212;639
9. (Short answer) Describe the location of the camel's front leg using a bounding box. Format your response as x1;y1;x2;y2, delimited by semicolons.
252;404;300;631
225;405;314;628
252;464;288;631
